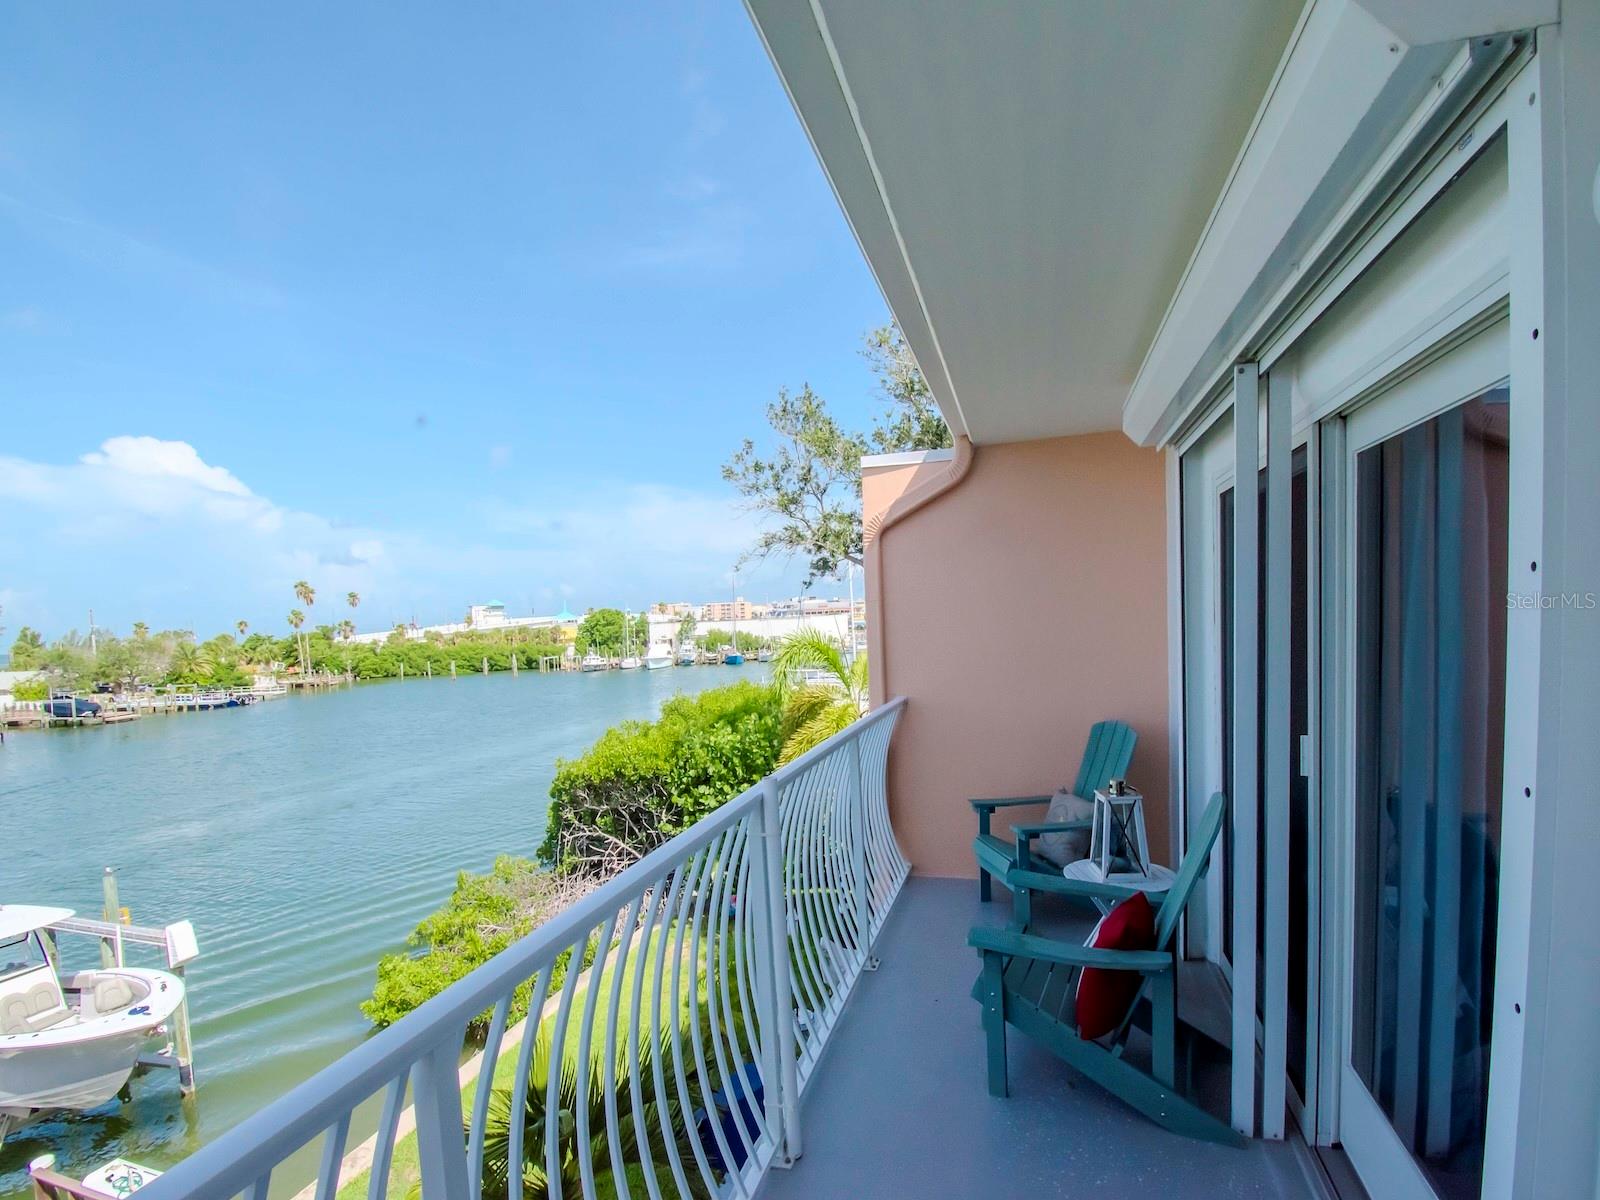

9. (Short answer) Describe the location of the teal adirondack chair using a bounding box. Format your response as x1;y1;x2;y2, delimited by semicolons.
968;792;1243;1147
970;719;1138;903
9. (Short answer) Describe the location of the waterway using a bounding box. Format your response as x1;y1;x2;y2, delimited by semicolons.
0;664;768;1195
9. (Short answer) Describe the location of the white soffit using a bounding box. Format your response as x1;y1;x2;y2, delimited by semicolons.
744;0;1303;445
1120;0;1454;445
1354;0;1555;44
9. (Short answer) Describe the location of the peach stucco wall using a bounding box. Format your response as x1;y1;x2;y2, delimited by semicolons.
863;433;1170;878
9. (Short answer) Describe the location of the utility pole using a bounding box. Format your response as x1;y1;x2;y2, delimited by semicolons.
847;565;856;658
89;609;97;658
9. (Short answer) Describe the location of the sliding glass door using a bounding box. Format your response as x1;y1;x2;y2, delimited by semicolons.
1337;322;1509;1200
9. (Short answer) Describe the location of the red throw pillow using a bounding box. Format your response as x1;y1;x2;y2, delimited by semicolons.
1075;892;1157;1039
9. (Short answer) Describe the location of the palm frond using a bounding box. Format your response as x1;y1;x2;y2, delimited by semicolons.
771;630;848;695
779;700;858;764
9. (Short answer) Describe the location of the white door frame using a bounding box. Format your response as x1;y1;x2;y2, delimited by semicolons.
1328;317;1510;1199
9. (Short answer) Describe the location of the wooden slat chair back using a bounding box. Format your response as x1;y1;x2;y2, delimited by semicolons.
968;792;1242;1146
970;719;1138;904
1071;719;1138;800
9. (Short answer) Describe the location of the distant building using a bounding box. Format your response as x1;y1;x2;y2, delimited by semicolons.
700;598;756;622
467;602;508;628
765;596;852;620
346;603;558;646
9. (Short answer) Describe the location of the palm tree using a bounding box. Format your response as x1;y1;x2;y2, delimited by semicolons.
287;609;306;672
293;581;316;676
338;619;355;641
236;619;249;639
168;642;215;685
132;621;149;641
477;1029;708;1200
346;591;360;610
772;630;869;763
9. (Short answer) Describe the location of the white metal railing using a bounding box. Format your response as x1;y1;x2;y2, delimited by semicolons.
138;697;908;1200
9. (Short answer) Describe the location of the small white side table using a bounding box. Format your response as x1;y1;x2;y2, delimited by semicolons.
1061;859;1176;915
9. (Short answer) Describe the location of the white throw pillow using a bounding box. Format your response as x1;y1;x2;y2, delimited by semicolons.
1035;790;1094;866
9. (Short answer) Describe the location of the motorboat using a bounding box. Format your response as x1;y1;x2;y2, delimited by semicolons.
44;697;101;720
756;648;774;663
724;650;745;666
579;651;608;673
175;691;240;711
0;906;186;1145
618;656;642;671
644;650;673;670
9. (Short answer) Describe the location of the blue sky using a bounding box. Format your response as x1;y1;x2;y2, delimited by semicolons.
0;3;890;641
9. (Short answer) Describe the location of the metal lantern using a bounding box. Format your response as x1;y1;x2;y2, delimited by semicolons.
1090;786;1151;878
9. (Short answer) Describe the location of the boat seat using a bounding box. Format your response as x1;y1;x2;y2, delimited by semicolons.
1;981;72;1035
92;974;138;1015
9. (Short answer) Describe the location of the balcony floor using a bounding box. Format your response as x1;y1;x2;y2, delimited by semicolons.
756;877;1319;1200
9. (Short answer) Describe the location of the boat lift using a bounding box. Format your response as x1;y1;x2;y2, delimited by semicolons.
41;868;200;1093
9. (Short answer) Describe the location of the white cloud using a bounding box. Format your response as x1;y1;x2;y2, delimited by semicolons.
0;438;807;637
81;435;253;497
0;438;394;631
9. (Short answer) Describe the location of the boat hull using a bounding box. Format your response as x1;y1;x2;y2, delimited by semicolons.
0;1029;151;1113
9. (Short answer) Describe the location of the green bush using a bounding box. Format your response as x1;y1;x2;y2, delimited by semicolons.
11;678;48;701
539;681;782;872
362;856;583;1032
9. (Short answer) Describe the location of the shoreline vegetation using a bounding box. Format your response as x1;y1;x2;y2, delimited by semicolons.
3;608;774;704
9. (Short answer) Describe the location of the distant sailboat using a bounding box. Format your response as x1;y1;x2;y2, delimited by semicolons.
724;577;744;666
619;610;641;670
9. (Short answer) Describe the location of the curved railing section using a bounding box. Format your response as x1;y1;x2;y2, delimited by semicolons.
137;697;907;1200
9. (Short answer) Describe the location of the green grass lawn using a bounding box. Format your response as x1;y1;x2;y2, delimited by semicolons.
336;924;750;1199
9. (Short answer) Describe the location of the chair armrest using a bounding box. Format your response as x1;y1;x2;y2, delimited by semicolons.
1005;864;1169;904
969;794;1053;813
1008;820;1093;870
1009;819;1091;838
968;926;1171;974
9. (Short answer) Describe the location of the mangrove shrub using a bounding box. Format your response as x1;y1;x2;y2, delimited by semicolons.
539;681;782;874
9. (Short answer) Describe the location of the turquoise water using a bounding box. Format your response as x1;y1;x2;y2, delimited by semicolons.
0;664;767;1195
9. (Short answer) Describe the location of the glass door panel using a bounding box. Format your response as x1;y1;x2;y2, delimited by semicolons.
1344;381;1509;1200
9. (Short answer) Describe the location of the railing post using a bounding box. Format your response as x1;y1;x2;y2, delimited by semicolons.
847;733;876;971
411;1033;470;1200
758;776;802;1165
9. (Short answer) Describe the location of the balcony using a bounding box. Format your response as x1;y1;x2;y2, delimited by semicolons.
755;877;1316;1199
128;698;1313;1200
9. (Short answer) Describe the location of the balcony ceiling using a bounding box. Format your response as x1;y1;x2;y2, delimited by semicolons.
746;0;1306;443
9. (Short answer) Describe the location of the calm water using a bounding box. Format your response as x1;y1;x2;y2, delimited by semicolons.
0;664;767;1194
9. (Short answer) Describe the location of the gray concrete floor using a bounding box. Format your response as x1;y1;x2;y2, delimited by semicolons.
755;877;1318;1200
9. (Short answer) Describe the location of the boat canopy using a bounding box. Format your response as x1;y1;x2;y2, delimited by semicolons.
0;906;73;942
